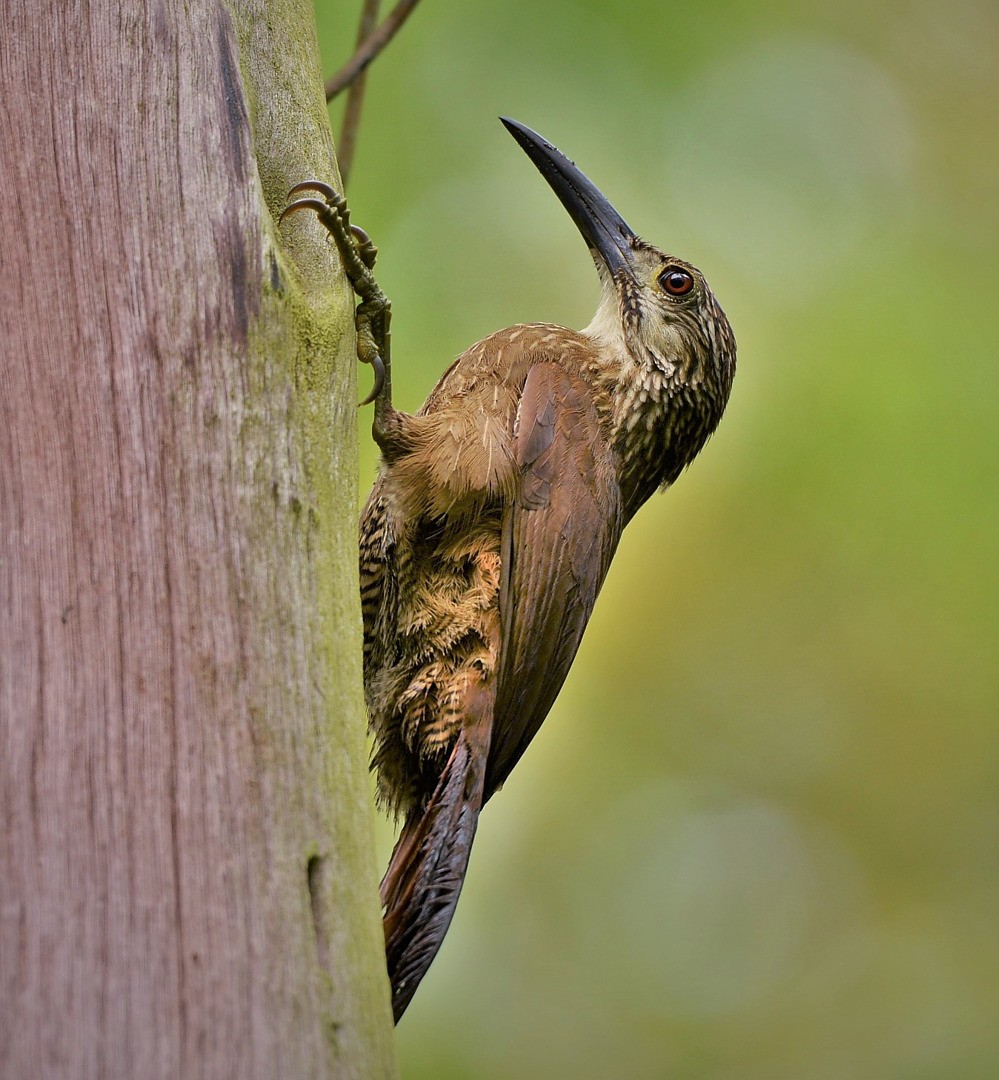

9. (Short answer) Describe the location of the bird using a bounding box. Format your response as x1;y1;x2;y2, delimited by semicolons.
280;117;737;1022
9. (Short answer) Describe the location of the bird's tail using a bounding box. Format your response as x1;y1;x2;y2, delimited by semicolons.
380;698;492;1023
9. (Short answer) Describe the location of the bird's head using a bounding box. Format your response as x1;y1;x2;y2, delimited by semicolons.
502;118;736;412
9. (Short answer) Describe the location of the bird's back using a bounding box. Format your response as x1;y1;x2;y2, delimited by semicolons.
360;322;620;817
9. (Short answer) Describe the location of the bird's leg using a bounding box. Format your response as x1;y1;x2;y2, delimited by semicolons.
280;182;403;455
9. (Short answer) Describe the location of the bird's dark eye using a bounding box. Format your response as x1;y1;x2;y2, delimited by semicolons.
659;268;694;297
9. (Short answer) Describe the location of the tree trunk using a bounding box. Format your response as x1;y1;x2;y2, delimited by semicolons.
0;2;396;1076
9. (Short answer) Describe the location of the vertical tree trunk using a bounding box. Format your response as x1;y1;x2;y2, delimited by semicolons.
0;2;396;1076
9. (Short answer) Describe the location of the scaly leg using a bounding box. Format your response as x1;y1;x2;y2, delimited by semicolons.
280;182;401;452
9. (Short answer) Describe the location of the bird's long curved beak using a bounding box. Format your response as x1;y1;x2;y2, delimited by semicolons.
501;117;636;277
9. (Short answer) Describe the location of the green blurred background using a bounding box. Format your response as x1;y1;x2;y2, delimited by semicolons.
315;2;998;1076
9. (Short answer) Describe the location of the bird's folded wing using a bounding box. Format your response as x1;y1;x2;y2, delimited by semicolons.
486;361;623;800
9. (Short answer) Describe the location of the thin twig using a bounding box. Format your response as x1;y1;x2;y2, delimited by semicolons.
325;0;423;102
338;0;381;188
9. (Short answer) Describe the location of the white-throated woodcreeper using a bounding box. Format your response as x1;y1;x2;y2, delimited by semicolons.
281;118;736;1022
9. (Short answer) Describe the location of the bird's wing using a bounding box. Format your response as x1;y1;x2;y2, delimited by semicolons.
486;361;623;800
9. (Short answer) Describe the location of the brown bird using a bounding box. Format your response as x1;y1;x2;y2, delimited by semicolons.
281;118;736;1022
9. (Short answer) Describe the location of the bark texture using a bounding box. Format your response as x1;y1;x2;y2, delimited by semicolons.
0;1;396;1076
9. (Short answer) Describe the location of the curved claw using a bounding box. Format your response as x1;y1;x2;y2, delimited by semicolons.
278;196;333;225
286;179;341;204
358;352;386;407
350;224;378;269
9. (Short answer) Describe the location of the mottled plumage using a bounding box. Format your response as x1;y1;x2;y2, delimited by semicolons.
282;119;736;1022
360;324;621;817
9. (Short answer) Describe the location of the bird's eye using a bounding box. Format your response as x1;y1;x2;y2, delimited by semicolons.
658;268;694;297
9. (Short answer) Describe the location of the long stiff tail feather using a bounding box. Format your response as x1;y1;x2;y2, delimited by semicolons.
380;709;492;1022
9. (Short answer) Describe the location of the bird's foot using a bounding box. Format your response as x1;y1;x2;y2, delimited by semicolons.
280;181;391;408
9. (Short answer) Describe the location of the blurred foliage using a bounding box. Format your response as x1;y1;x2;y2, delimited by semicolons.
315;1;998;1075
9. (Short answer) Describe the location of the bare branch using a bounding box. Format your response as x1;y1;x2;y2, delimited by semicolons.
325;0;423;102
339;0;381;187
